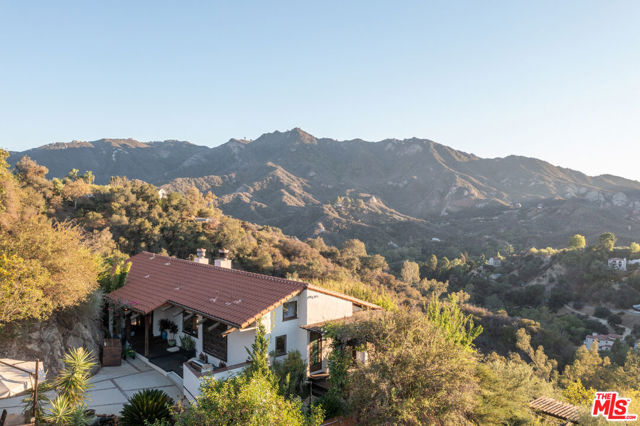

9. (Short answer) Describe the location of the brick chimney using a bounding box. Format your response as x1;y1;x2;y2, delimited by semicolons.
214;248;232;269
194;248;209;264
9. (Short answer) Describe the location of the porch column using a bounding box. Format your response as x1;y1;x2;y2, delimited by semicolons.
144;314;150;357
125;313;131;344
108;305;114;337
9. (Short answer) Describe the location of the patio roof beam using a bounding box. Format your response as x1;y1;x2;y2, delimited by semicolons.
206;321;221;331
240;322;257;332
221;327;237;337
165;300;240;329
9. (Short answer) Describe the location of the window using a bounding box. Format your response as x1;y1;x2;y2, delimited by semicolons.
282;300;297;321
203;320;227;361
182;313;197;336
275;335;287;356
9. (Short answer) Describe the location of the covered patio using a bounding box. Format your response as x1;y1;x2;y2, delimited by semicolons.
129;333;191;378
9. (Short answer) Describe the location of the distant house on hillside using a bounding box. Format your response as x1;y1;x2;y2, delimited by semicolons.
628;259;640;267
158;188;167;199
608;257;627;271
106;248;381;401
488;257;502;267
584;333;623;351
193;217;212;223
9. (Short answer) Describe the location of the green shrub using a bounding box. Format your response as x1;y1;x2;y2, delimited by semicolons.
120;389;174;426
175;373;323;426
271;350;309;399
593;306;611;318
607;314;623;326
547;285;572;312
179;335;196;352
583;318;608;335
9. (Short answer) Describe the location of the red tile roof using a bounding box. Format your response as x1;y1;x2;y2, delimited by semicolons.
586;334;623;341
106;252;379;328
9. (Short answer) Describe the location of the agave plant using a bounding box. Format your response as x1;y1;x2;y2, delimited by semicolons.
120;389;174;426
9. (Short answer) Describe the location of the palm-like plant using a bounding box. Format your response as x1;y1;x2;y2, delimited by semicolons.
43;395;91;426
120;389;174;426
42;394;73;425
37;348;96;425
53;347;96;406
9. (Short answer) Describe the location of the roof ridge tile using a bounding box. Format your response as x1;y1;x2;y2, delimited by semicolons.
136;251;308;287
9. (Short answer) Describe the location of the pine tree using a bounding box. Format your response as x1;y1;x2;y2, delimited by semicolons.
246;320;271;379
427;254;438;273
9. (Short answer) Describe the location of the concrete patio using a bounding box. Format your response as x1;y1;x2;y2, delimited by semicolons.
0;357;183;422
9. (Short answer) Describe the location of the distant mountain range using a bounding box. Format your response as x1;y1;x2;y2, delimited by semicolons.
10;129;640;254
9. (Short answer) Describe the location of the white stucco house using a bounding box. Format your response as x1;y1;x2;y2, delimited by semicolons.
583;333;623;351
106;249;380;401
487;257;502;267
628;259;640;267
608;258;627;271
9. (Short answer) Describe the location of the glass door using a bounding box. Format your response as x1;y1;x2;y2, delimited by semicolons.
309;331;323;372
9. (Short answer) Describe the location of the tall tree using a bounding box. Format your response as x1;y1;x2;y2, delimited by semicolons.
597;232;616;252
400;260;420;284
0;152;97;323
0;253;50;323
331;310;479;424
568;234;586;250
515;328;558;381
427;254;438;273
246;320;271;379
62;179;91;209
562;344;613;390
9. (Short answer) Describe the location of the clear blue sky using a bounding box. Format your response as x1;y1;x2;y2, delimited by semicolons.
1;1;639;179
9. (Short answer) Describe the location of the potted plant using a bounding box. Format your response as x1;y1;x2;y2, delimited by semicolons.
179;334;196;357
123;345;136;360
167;322;178;346
159;319;173;340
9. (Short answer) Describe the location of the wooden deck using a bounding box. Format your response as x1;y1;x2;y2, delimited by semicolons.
529;397;581;423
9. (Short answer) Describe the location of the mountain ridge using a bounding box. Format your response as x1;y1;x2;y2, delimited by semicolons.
9;129;640;252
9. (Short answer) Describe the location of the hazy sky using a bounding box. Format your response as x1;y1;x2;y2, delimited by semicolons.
1;2;639;179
